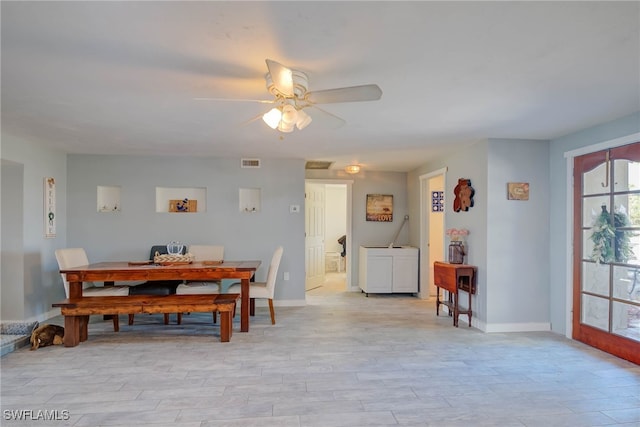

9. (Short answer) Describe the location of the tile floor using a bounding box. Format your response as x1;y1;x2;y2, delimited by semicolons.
1;274;639;426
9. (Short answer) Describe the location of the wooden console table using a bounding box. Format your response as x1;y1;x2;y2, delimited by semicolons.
433;261;477;327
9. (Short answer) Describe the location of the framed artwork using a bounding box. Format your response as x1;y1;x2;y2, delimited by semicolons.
366;194;393;222
44;177;56;238
431;191;444;212
507;182;530;200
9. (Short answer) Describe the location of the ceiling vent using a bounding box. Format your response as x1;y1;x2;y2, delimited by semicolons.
241;158;261;168
305;161;333;170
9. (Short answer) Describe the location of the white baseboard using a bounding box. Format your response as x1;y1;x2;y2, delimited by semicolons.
24;308;60;324
252;299;306;307
484;322;551;333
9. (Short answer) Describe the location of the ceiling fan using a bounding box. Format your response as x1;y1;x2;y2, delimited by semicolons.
199;59;383;132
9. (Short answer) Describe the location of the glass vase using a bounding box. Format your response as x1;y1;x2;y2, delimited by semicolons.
448;241;465;264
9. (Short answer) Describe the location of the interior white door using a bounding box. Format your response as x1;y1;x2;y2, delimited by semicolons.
305;183;325;290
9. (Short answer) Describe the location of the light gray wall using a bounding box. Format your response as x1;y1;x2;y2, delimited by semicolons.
548;111;640;334
67;154;306;303
408;141;490;325
407;139;551;330
486;138;550;329
408;112;640;334
1;134;68;321
1;159;25;320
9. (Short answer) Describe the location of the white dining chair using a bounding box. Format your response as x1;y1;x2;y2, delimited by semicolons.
175;245;224;324
226;246;283;325
54;248;129;331
175;245;225;294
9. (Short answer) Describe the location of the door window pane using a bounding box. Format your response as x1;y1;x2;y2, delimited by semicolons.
582;262;610;297
582;294;609;331
613;266;640;302
583;197;610;227
613;158;639;193
583;162;609;196
612;301;640;342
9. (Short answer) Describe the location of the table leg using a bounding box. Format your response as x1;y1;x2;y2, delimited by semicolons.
467;289;473;327
80;316;89;342
435;286;440;316
453;291;459;327
240;277;249;332
69;281;82;298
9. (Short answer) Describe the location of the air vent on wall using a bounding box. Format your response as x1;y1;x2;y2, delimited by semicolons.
241;158;261;168
305;161;333;170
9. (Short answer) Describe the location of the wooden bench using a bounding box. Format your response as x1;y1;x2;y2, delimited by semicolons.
52;294;240;347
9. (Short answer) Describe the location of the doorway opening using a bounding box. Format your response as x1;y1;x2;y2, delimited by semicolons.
305;179;352;296
419;168;447;299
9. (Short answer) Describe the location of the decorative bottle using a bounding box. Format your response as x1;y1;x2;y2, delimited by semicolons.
448;241;465;264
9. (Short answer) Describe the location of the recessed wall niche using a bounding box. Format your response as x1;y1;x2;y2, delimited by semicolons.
239;188;261;213
156;187;206;213
97;186;121;212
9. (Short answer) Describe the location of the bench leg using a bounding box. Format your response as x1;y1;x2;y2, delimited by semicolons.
63;316;81;347
112;315;119;332
177;313;182;325
163;313;170;325
219;310;231;342
250;298;255;316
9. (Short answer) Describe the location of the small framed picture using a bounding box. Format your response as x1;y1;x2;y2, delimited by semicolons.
507;182;529;200
366;194;393;222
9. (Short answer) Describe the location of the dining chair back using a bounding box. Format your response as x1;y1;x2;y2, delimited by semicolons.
176;245;225;295
54;248;128;331
174;245;225;324
55;248;129;298
226;246;283;325
188;245;224;262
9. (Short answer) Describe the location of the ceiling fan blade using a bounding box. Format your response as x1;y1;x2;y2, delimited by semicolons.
307;105;346;129
194;97;274;104
265;59;294;97
306;84;382;104
239;112;268;127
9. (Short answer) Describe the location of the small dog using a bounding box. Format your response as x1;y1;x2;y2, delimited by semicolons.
30;324;64;350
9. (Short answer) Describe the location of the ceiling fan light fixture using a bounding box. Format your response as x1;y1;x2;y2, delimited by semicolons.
295;108;312;130
345;164;361;174
262;108;282;129
277;121;295;133
280;104;298;125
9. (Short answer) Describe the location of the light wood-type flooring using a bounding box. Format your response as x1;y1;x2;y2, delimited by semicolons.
2;273;639;426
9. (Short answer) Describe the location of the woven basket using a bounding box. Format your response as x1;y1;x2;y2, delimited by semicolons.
153;253;194;265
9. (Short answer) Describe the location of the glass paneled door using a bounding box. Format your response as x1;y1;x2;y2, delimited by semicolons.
573;142;640;364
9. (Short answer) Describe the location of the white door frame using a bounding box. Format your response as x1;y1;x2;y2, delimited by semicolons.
305;179;354;291
419;167;448;299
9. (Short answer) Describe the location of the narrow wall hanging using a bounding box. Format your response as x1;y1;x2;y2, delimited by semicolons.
44;177;56;238
432;191;444;212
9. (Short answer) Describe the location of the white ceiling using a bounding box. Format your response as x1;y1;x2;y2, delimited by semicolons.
2;1;638;172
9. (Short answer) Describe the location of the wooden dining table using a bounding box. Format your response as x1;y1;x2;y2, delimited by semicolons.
60;260;261;333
